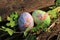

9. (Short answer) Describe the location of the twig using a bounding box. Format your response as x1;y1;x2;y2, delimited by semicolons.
57;32;60;40
14;31;24;34
24;32;32;40
46;19;59;31
0;33;8;37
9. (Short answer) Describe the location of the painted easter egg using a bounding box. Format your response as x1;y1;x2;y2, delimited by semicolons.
18;12;34;31
32;10;51;26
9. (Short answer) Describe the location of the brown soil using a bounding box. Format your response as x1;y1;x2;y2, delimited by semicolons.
0;0;54;20
1;0;60;40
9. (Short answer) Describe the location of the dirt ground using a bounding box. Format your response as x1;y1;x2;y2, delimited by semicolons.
0;0;60;40
0;0;54;20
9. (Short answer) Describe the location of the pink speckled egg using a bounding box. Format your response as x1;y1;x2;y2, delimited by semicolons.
18;12;34;31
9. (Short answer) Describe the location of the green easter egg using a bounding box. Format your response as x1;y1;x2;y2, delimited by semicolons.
32;10;51;26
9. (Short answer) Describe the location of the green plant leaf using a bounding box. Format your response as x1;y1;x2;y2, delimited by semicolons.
0;26;6;31
24;32;28;37
0;28;5;31
26;34;36;40
32;27;38;32
0;26;14;36
10;21;16;27
10;13;15;19
24;27;31;36
48;9;58;19
56;0;60;6
6;23;10;26
2;26;6;29
10;12;19;20
6;12;19;28
0;16;2;22
14;12;19;19
7;16;12;21
5;28;14;36
6;20;16;27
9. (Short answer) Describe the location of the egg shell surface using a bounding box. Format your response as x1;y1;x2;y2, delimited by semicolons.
18;12;34;31
32;10;51;26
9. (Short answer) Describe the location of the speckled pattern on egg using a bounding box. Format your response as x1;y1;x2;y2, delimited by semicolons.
32;10;51;26
18;12;34;31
